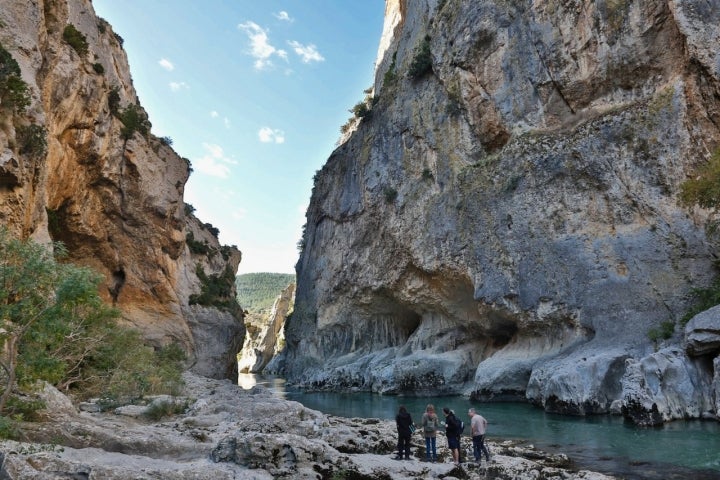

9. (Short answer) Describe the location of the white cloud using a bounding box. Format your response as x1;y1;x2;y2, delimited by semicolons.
238;21;287;71
232;207;247;220
169;81;189;92
210;111;219;118
192;143;237;178
274;11;293;22
224;117;231;129
258;127;285;144
158;58;174;71
287;40;324;63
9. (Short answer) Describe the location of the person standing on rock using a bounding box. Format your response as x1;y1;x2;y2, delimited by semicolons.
442;407;461;465
469;407;491;464
395;405;414;460
421;404;439;462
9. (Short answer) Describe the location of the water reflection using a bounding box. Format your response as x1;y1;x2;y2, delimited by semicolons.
239;373;720;479
238;373;287;394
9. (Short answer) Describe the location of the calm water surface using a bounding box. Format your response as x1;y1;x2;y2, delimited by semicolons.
239;374;720;480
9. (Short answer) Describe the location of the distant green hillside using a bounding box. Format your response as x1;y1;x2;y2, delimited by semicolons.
236;272;295;314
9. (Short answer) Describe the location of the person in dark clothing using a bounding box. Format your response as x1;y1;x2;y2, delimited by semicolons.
395;405;414;460
443;407;461;465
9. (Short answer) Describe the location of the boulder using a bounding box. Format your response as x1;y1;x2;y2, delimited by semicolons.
685;305;720;357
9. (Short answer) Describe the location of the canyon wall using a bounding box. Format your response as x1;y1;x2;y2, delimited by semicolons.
238;282;295;374
285;0;720;424
0;0;244;379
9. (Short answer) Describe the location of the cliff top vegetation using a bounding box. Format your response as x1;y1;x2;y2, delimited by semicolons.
236;273;295;314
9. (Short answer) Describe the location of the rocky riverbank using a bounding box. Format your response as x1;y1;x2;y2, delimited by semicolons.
0;372;616;479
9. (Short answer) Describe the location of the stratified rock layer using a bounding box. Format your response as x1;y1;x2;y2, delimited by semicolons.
286;0;720;423
0;0;244;379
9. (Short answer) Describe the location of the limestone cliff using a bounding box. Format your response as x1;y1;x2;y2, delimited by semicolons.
0;0;244;379
238;282;295;374
286;0;720;424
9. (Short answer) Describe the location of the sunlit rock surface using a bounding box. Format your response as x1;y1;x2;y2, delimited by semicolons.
0;0;244;379
286;0;720;423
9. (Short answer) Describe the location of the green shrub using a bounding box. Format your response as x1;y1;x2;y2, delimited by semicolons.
0;42;31;112
16;124;47;159
679;148;720;323
92;62;104;74
219;245;234;261
422;168;434;181
647;321;675;342
4;396;44;422
203;223;219;238
296;224;307;253
190;264;241;317
351;101;371;119
85;335;185;402
108;86;120;114
383;186;398;203
118;103;151;140
680;149;720;210
340;119;355;134
408;35;433;80
159;136;173;146
62;24;89;57
446;84;462;116
184;203;196;216
186;232;210;255
144;399;188;421
383;52;398;89
681;277;720;326
0;416;19;439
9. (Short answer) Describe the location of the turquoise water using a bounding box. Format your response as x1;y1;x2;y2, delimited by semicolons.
239;374;720;479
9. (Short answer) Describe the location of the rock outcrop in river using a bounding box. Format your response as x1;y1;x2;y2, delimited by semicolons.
285;0;720;425
0;0;244;379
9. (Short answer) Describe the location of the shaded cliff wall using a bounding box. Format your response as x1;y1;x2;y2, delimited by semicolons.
286;0;720;422
0;0;244;379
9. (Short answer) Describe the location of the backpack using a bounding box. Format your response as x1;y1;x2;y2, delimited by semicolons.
448;414;463;435
424;415;438;433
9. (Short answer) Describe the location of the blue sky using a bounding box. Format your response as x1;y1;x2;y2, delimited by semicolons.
92;1;385;274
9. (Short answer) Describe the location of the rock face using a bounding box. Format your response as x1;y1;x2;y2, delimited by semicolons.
0;0;244;379
286;0;720;423
238;282;295;374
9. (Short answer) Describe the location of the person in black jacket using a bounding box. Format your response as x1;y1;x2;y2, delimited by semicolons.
394;405;414;460
443;407;461;465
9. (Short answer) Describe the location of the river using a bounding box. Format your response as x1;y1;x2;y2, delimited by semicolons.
238;374;720;480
